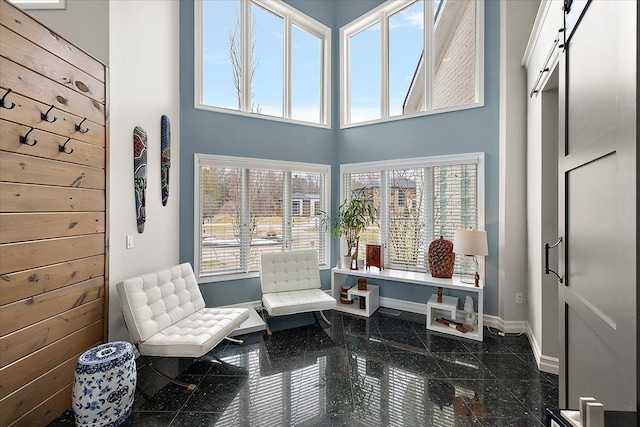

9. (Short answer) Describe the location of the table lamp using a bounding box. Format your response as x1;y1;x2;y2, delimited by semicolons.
453;229;488;286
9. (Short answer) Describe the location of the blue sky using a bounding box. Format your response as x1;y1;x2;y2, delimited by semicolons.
202;0;434;123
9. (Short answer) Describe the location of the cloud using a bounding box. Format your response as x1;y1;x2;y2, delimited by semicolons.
402;9;425;28
389;5;425;30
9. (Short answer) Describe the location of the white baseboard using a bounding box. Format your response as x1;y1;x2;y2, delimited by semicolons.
380;296;527;336
222;296;556;375
525;321;559;375
483;314;527;334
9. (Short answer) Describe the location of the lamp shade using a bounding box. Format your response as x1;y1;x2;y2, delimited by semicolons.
453;229;488;256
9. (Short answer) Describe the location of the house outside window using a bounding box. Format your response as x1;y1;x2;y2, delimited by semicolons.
195;154;330;281
195;0;331;127
340;153;484;274
340;0;484;127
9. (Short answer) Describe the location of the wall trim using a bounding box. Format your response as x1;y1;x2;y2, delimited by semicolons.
379;296;526;334
222;297;560;375
483;314;526;334
526;321;560;374
522;0;553;67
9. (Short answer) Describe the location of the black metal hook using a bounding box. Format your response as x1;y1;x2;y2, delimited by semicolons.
1;88;15;109
20;127;38;146
75;117;89;133
41;104;57;123
59;137;74;154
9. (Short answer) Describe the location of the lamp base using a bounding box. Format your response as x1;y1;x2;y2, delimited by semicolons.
460;255;478;285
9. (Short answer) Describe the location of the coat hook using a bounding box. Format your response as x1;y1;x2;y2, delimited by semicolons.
75;117;89;133
20;127;38;146
1;88;15;109
41;104;57;123
59;137;74;154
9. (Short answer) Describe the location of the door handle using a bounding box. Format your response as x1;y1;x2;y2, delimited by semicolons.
544;237;563;283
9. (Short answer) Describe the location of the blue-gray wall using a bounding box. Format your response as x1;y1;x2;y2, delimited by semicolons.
180;0;500;315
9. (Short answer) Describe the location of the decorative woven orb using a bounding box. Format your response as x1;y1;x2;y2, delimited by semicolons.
73;341;136;427
428;236;455;278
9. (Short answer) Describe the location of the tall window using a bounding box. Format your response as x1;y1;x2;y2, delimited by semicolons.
195;0;331;127
195;154;330;281
341;0;484;127
341;153;483;274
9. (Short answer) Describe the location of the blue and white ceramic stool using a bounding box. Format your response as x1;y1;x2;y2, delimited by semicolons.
72;341;136;426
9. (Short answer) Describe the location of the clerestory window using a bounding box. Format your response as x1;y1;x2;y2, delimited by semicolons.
195;0;331;127
341;0;484;127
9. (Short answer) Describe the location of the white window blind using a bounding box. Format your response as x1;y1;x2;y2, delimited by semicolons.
342;154;482;274
344;171;381;261
196;155;330;280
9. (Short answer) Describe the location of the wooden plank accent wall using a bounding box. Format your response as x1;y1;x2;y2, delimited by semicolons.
0;1;109;425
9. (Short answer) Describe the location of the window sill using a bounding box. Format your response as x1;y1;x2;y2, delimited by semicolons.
340;101;484;130
198;264;332;284
195;103;331;130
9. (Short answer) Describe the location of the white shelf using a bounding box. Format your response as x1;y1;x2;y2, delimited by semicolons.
426;294;482;341
331;267;484;341
427;321;481;341
331;266;483;291
332;275;380;317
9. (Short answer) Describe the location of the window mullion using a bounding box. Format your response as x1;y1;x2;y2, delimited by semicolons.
342;30;351;125
380;170;390;267
320;33;328;125
241;0;252;112
424;0;433;112
422;167;433;268
240;168;251;271
380;12;389;119
283;15;292;119
424;166;434;242
283;172;292;251
318;174;327;262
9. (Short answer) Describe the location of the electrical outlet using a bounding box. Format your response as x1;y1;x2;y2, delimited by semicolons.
515;292;524;304
126;235;134;249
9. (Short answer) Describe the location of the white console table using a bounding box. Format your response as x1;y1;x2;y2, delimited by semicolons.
330;267;484;340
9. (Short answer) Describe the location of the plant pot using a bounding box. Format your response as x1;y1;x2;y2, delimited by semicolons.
343;255;352;270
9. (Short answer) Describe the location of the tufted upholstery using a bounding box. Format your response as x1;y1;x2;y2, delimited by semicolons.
260;250;322;294
260;250;336;317
117;263;249;358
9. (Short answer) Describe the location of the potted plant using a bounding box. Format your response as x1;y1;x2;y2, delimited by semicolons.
318;188;377;269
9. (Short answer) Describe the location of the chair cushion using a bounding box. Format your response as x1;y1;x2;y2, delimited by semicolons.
262;289;336;317
137;307;250;357
260;250;321;294
117;263;205;344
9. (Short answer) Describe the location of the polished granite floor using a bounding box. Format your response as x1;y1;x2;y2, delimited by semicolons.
50;309;558;426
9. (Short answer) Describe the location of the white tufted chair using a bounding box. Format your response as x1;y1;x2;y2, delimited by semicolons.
260;250;336;335
117;262;249;389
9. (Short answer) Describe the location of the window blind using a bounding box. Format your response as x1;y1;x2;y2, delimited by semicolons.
200;166;243;276
343;159;479;274
197;155;330;279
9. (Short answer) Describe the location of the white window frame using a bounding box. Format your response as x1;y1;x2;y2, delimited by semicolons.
8;0;65;9
340;152;485;276
194;0;331;129
340;0;484;128
194;154;331;283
